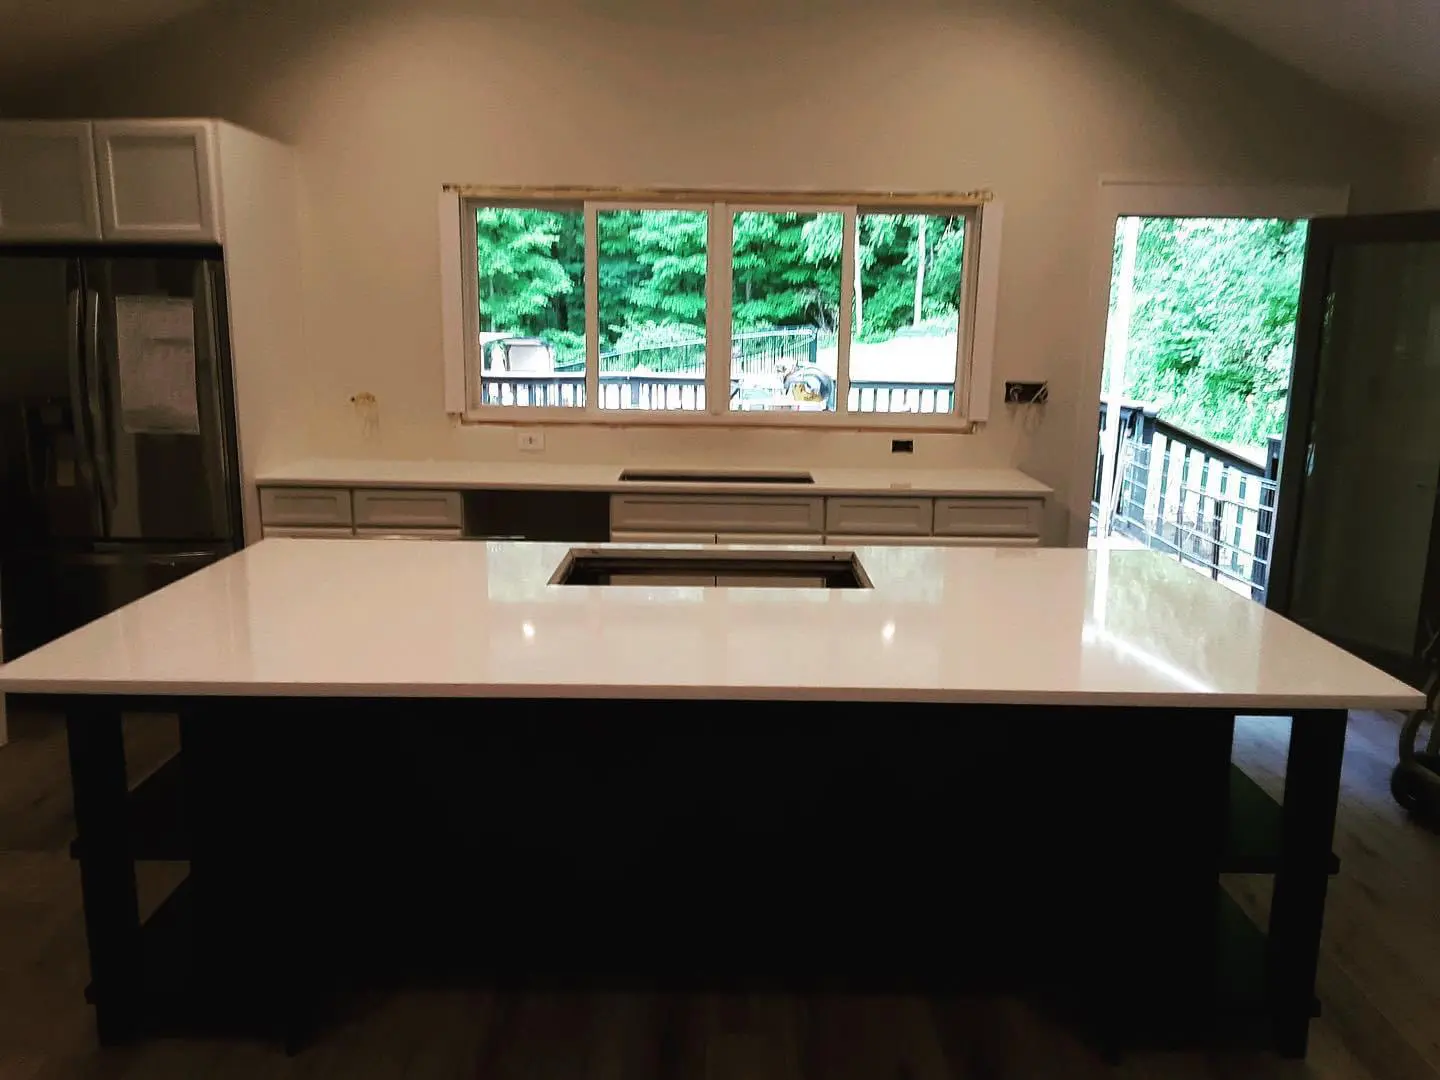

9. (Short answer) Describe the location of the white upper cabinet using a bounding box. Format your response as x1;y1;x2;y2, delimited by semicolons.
0;121;103;241
93;120;222;242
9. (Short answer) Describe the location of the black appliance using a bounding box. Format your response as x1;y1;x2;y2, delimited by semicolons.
0;247;243;661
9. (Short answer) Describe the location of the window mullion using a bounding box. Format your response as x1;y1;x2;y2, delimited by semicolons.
707;203;732;415
836;207;857;418
583;202;599;413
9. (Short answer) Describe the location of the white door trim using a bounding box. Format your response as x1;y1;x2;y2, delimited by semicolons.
1065;180;1351;548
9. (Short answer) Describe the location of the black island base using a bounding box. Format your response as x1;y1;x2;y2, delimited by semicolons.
57;696;1345;1059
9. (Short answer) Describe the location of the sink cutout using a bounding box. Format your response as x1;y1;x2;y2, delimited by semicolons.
550;547;871;589
618;469;814;484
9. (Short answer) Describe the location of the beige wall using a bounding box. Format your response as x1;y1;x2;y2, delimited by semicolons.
4;0;1424;540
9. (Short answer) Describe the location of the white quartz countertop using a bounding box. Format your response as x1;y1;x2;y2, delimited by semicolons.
0;540;1420;709
256;459;1052;498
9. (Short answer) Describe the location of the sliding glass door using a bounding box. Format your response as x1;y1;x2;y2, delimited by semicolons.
1269;211;1440;681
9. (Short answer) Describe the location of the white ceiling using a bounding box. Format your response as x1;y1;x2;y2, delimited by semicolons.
0;0;214;85
1166;0;1440;136
1;0;1438;138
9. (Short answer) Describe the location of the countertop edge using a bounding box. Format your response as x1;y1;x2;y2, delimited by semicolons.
254;463;1054;498
0;682;1419;710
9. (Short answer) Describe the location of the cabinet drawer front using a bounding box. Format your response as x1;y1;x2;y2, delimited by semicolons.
927;535;1041;548
609;573;715;587
611;495;824;535
259;487;353;527
262;526;355;539
355;527;462;540
611;530;718;544
827;534;1040;548
716;532;824;546
933;498;1042;537
353;489;463;528
825;497;934;536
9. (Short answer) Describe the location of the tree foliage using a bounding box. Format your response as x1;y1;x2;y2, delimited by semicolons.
1111;217;1308;450
475;206;968;367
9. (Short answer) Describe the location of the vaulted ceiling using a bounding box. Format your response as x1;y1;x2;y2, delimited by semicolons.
1165;0;1440;136
0;0;215;84
2;0;1438;137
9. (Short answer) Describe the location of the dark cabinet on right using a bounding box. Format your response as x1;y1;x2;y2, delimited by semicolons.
1269;211;1440;685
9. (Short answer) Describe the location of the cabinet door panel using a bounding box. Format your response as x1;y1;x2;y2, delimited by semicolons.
94;121;220;242
0;122;101;241
610;494;824;535
258;487;353;527
610;530;718;544
715;533;824;546
933;498;1042;538
352;489;463;529
262;526;356;539
354;527;462;540
825;497;934;536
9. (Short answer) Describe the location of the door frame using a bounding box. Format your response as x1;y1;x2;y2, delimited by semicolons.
1067;180;1350;548
1267;210;1440;677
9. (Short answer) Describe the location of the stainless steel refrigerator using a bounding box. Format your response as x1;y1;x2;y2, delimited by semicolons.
0;247;243;662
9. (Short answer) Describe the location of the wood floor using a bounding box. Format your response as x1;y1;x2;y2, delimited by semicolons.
0;709;1434;1080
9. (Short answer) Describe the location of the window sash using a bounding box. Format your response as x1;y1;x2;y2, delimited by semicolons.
457;194;986;426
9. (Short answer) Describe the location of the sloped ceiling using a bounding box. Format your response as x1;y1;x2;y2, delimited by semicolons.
0;0;215;85
1;0;1438;138
1165;0;1440;135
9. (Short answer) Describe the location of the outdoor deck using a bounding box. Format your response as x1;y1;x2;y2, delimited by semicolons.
1092;402;1282;600
478;328;958;413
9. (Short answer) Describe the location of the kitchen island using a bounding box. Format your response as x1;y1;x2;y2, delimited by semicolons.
0;539;1420;1057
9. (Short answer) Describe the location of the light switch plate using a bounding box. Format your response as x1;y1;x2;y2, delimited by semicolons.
517;429;545;452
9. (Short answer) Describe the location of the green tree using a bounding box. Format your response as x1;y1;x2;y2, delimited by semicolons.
597;209;707;348
475;207;584;357
1112;217;1308;449
731;211;842;332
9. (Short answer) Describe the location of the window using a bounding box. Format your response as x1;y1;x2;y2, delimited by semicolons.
597;207;708;411
473;204;586;407
450;190;999;427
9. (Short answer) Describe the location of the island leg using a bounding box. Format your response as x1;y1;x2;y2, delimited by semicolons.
1268;709;1346;1058
66;698;142;1045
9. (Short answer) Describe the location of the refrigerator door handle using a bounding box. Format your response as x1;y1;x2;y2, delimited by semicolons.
65;285;98;495
85;287;117;525
64;280;104;529
199;263;235;496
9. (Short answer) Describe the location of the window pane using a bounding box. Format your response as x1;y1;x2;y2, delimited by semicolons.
597;208;708;412
729;210;841;413
476;206;586;407
850;212;964;415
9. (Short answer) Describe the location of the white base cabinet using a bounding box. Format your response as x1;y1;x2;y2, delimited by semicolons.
257;486;1047;547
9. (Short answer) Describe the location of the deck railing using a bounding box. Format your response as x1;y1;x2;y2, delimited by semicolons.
481;328;956;414
482;375;956;414
1094;403;1281;600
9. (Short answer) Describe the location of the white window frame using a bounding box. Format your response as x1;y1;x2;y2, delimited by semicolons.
440;189;1001;430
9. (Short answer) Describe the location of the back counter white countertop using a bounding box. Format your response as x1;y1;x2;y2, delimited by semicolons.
0;539;1420;709
256;459;1053;498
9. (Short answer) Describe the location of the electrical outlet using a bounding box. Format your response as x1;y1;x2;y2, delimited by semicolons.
1004;381;1049;405
517;429;545;452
